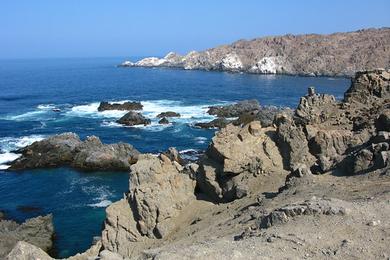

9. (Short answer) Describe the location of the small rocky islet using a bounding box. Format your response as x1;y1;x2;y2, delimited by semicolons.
2;69;390;259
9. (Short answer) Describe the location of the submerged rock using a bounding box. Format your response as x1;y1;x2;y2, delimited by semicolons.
117;111;151;126
9;133;139;171
0;215;54;258
98;101;143;111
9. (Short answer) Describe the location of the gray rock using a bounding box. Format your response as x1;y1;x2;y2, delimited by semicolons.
156;111;181;118
9;133;139;171
98;101;143;111
117;111;151;126
0;215;54;258
207;100;260;117
158;117;170;124
258;198;349;228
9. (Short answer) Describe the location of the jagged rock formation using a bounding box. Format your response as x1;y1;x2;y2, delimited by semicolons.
120;28;390;77
0;215;54;258
197;121;286;201
9;133;139;171
98;101;143;112
7;69;390;260
101;153;196;256
117;111;151;126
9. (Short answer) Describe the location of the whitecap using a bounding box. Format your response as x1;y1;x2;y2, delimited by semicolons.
67;102;128;119
194;136;208;144
37;104;56;110
0;135;45;153
100;121;123;128
0;152;21;169
88;200;112;208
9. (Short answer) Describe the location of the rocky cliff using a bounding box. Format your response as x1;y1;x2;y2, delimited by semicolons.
121;28;390;77
6;69;390;259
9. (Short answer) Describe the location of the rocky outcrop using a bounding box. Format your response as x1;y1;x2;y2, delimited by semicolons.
102;153;196;256
194;118;230;129
258;197;349;228
117;111;151;126
197;121;285;201
207;100;260;118
156;111;181;118
98;101;143;112
121;28;390;77
0;215;54;258
9;133;139;171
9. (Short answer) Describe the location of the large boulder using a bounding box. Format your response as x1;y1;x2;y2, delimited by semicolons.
71;136;139;171
0;215;54;258
102;154;196;256
9;133;81;170
197;121;284;201
98;101;143;111
117;111;151;126
9;133;139;171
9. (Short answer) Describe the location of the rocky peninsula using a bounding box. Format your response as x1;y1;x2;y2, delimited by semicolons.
120;28;390;77
4;69;390;259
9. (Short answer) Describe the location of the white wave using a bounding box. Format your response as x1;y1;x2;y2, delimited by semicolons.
0;135;45;153
0;152;21;169
101;121;123;128
67;102;128;119
194;136;208;144
88;200;112;208
37;104;56;110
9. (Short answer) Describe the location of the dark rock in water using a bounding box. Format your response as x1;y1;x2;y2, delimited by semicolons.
0;210;5;220
158;117;170;124
117;111;151;126
156;111;181;118
233;106;293;127
207;100;260;117
17;206;42;214
195;118;230;129
10;132;81;170
98;101;143;112
0;214;54;258
9;133;139;171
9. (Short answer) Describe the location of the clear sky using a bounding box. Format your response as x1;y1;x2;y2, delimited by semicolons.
1;0;389;59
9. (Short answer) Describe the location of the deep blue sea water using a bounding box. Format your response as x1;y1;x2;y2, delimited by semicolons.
0;57;350;257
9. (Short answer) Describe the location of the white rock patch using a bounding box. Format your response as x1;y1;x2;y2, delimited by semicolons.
135;57;166;67
251;57;283;74
221;53;243;70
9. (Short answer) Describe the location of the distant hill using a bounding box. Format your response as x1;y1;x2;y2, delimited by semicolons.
122;28;390;77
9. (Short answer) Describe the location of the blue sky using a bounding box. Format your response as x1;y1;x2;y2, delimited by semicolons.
1;0;389;59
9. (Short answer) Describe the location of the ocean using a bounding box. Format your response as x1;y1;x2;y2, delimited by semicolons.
0;57;350;257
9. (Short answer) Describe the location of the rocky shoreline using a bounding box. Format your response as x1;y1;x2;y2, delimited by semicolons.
3;69;390;259
119;28;390;77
